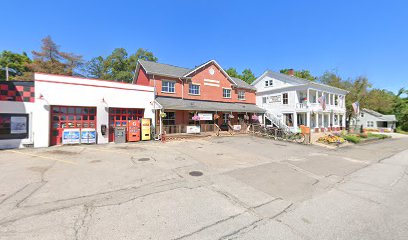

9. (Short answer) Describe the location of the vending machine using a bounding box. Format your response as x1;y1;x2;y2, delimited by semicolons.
127;120;140;142
141;118;151;141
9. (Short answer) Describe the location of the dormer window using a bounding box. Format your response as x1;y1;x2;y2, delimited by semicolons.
264;79;273;87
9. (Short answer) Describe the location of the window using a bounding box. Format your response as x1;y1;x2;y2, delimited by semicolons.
282;93;288;104
238;91;245;100
189;83;200;95
0;114;29;139
367;121;374;127
163;112;176;125
162;80;175;93
360;113;364;118
264;79;273;87
223;88;231;98
262;97;267;104
283;113;293;127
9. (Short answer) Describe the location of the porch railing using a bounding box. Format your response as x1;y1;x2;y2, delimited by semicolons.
163;123;249;135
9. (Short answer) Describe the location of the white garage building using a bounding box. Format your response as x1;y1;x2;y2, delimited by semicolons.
0;73;155;149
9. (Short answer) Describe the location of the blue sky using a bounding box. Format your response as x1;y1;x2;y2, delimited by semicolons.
2;0;407;93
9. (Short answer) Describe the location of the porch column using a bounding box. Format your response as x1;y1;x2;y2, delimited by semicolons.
315;113;319;128
342;114;346;129
315;91;319;103
293;112;298;131
306;111;311;128
328;112;331;130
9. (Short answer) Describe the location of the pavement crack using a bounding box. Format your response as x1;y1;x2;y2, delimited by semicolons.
74;204;94;240
217;219;265;240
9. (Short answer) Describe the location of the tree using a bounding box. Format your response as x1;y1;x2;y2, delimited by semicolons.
0;51;32;80
28;36;83;76
241;68;256;84
225;67;256;84
84;48;158;82
280;69;317;81
394;88;408;131
364;89;395;114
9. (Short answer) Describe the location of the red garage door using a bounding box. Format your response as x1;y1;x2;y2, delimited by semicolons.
50;106;97;146
108;108;144;142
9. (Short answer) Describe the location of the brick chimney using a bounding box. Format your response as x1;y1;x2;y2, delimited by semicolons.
287;69;294;76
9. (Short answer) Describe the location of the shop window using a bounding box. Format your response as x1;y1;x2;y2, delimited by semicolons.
163;112;176;125
282;93;288;104
162;81;175;93
238;91;245;100
223;88;231;98
189;83;200;95
0;113;29;139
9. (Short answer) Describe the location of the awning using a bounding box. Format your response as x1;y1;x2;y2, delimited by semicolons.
156;97;265;113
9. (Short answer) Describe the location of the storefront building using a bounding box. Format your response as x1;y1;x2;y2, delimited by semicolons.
134;59;265;134
0;73;155;149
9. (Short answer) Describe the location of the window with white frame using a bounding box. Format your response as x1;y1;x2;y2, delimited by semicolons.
238;91;245;100
282;93;288;104
360;113;364;117
223;88;231;98
262;97;267;104
189;83;200;95
162;80;175;93
264;79;273;87
367;121;374;127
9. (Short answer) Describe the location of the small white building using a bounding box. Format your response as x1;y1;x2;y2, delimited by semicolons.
0;73;155;149
350;108;397;132
252;70;348;132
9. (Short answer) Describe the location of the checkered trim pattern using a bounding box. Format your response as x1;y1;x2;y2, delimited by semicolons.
0;81;35;102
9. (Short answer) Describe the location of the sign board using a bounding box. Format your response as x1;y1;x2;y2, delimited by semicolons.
62;129;80;144
198;113;213;121
10;116;27;134
186;125;200;134
269;95;281;103
233;125;242;131
81;128;96;144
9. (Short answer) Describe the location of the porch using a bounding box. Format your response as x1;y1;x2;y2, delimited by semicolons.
280;111;346;133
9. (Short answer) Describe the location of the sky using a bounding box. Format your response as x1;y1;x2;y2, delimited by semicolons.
1;0;407;93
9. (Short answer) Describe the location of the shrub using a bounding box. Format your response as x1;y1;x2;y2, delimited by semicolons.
342;134;361;143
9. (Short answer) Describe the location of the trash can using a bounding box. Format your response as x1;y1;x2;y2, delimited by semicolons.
114;127;126;143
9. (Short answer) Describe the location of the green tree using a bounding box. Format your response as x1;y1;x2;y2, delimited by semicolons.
394;88;408;131
225;67;256;84
364;89;395;114
0;51;32;80
241;68;256;84
280;69;317;81
28;36;83;76
84;48;158;83
225;68;240;78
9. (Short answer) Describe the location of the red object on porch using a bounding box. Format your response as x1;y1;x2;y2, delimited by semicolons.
127;120;141;142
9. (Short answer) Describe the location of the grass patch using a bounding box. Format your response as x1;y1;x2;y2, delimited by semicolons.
367;132;389;139
342;134;361;143
396;127;408;135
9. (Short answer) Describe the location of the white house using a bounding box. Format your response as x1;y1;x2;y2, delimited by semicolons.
0;73;155;149
350;108;397;132
252;70;348;133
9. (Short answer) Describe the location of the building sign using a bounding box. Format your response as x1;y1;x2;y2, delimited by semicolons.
233;125;241;131
62;129;80;144
10;116;28;134
269;95;281;103
186;125;200;134
81;128;96;144
198;113;213;121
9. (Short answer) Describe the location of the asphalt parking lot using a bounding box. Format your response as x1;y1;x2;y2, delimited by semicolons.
1;135;408;239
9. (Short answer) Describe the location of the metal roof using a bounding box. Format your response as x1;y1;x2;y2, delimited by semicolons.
231;77;256;90
156;97;265;113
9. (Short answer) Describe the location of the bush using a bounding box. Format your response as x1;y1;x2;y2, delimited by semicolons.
358;133;368;138
342;134;361;143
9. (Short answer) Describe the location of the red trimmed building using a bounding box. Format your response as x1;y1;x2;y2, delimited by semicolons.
134;59;264;134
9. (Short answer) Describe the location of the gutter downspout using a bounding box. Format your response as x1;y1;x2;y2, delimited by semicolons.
179;77;184;99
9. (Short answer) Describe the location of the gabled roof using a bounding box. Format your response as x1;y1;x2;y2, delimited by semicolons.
138;59;191;78
230;77;256;90
362;108;397;121
136;59;255;90
252;70;349;94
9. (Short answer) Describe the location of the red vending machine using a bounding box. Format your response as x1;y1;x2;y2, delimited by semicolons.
127;120;141;142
